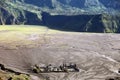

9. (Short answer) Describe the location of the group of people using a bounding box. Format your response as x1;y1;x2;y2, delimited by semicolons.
32;63;79;73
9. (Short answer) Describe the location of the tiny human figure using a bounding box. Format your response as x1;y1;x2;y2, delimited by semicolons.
32;64;40;73
0;64;5;70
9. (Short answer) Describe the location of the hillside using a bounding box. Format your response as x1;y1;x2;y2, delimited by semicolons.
0;0;120;33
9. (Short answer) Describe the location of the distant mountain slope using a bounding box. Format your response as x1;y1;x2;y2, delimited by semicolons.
0;0;120;33
100;0;120;9
23;0;120;15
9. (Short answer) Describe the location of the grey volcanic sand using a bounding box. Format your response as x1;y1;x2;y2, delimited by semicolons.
0;32;120;80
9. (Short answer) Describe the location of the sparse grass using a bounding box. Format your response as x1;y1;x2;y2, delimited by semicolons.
0;25;62;49
0;71;30;80
0;25;89;49
9;74;29;80
0;25;61;34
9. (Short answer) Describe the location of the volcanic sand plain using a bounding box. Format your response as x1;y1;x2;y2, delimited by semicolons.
0;25;120;80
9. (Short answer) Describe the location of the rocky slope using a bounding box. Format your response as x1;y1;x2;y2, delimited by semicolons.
23;0;120;14
23;0;120;15
0;0;120;33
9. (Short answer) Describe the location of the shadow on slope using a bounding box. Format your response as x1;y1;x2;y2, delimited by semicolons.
28;12;120;33
41;12;105;33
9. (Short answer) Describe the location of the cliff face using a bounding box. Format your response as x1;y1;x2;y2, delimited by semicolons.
0;0;120;33
41;13;120;33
